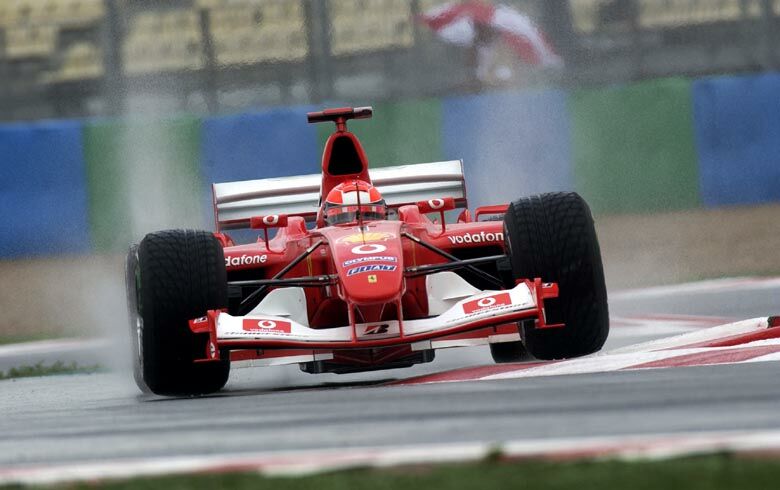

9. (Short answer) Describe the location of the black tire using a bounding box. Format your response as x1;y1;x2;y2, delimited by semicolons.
125;244;150;394
134;229;230;396
489;340;530;363
503;192;609;360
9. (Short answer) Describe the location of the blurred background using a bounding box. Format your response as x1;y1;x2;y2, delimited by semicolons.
1;0;779;342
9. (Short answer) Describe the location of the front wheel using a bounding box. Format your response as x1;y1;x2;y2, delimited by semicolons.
489;340;530;363
125;244;150;393
503;192;609;360
133;229;230;396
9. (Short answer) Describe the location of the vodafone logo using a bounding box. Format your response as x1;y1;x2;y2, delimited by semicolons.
242;319;292;333
447;231;504;245
477;297;496;308
352;244;387;254
225;254;268;268
429;198;445;210
262;215;280;226
462;293;512;314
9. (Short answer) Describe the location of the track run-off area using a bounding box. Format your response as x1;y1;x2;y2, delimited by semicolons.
1;277;779;485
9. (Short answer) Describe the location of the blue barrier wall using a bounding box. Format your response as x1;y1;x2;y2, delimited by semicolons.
201;107;321;186
200;107;321;242
0;121;91;257
693;73;780;207
442;90;574;209
5;75;780;259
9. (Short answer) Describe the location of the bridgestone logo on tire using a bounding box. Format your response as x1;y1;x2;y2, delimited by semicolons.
225;254;268;267
447;231;504;245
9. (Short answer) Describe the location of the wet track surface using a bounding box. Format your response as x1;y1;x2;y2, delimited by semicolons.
1;279;779;468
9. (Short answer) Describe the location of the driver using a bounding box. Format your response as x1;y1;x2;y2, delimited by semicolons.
324;180;386;226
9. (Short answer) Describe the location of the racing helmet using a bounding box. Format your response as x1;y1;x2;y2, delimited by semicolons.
324;180;386;226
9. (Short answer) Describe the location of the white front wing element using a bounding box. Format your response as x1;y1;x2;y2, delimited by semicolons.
247;287;309;327
426;272;482;316
217;281;536;343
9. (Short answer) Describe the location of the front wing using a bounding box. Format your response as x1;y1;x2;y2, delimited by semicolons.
190;279;560;365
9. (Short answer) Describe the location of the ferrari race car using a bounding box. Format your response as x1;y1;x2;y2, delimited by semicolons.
125;107;609;396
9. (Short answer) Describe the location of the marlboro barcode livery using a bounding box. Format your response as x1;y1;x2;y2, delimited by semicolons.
125;107;608;396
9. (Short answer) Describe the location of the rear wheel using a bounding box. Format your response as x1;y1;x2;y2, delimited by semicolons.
503;192;609;360
134;229;230;396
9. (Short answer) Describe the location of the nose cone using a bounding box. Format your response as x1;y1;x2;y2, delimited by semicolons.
322;222;404;305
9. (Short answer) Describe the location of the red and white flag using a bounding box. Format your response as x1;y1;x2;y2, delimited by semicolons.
419;1;563;68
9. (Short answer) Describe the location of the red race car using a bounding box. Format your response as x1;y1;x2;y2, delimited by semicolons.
125;107;608;396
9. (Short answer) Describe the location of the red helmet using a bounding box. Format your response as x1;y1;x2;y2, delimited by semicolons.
324;180;386;226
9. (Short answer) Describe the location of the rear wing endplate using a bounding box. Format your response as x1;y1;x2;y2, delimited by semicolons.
212;160;466;231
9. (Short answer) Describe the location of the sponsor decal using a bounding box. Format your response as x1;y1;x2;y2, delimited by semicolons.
428;198;445;210
262;215;280;226
339;232;394;244
242;319;292;334
225;254;268;267
192;316;208;324
447;231;504;245
347;264;397;276
343;255;397;267
363;324;391;335
368;274;377;284
462;292;513;314
351;244;387;254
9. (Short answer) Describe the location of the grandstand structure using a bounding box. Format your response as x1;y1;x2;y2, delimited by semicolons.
0;0;777;121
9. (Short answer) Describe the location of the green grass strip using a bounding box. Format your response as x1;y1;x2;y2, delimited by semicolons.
0;361;104;380
28;453;779;490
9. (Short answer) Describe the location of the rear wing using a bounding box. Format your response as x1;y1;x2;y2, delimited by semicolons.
212;160;467;231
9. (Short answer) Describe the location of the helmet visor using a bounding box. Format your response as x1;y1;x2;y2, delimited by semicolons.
325;204;386;225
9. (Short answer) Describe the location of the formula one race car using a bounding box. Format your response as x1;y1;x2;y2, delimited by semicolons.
125;107;609;396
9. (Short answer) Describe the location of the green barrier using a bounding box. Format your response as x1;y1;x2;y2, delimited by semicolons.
317;99;443;168
83;116;204;252
570;78;701;214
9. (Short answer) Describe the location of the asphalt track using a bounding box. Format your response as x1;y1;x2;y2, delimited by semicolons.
1;278;779;476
